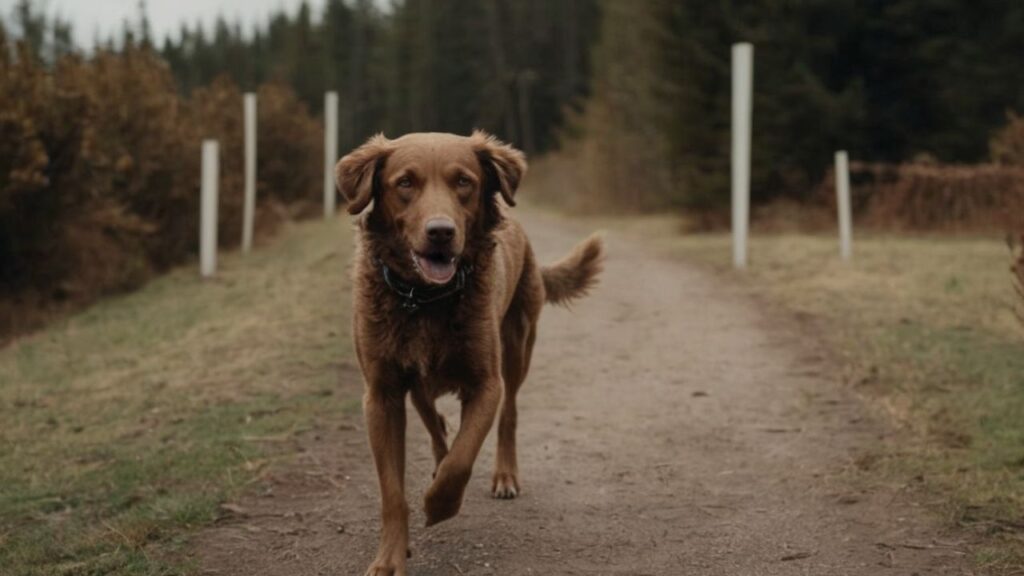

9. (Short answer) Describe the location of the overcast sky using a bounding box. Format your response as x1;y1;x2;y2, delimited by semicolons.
0;0;314;47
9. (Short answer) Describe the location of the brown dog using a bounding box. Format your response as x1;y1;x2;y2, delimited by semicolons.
336;131;602;576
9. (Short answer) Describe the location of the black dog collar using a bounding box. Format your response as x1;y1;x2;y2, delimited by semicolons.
376;258;473;312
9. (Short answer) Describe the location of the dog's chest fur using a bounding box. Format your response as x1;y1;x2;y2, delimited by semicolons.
352;243;499;393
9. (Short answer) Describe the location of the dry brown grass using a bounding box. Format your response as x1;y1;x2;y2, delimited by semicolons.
0;217;357;575
526;150;731;231
1013;234;1024;326
819;162;1024;233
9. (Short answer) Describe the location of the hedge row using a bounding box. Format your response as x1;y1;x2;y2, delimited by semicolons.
819;162;1024;233
0;44;322;338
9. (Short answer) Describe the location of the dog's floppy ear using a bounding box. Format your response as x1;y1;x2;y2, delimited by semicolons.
335;134;393;215
472;130;527;207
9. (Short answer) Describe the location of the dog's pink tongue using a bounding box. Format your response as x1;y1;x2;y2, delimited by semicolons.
419;257;456;283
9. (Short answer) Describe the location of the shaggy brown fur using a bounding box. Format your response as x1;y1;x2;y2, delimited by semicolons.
335;131;603;576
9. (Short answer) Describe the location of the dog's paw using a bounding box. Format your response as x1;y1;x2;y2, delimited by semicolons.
423;472;467;526
491;470;520;499
364;559;406;576
364;541;408;576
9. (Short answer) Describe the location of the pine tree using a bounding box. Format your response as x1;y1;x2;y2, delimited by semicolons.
137;1;153;50
51;18;74;59
13;0;46;59
286;2;321;111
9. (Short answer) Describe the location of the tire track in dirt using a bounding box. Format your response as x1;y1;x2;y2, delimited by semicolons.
195;210;970;575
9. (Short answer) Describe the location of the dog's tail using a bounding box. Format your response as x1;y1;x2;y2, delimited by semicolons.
541;233;604;306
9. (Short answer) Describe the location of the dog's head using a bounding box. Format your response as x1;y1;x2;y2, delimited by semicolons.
336;131;526;285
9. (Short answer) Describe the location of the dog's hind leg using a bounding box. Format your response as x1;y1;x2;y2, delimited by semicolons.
410;386;448;472
492;315;536;499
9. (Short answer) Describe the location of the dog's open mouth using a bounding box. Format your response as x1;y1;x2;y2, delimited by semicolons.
412;250;458;284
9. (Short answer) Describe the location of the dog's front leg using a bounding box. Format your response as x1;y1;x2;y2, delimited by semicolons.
364;383;409;576
423;374;501;526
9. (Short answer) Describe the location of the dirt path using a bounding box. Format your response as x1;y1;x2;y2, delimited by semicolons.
195;210;970;575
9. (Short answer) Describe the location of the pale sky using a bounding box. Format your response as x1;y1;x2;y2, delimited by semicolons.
0;0;314;47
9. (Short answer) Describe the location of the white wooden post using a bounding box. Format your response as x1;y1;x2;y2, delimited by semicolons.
242;93;257;253
731;43;753;269
324;91;339;219
835;150;853;261
200;140;219;278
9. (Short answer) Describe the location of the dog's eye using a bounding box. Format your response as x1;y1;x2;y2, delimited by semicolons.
456;175;473;188
396;176;413;189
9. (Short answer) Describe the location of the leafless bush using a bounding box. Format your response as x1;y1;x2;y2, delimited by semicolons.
254;83;321;211
819;162;1024;233
991;112;1024;167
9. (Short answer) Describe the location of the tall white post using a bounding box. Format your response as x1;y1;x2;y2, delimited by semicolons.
200;140;219;278
324;91;339;219
731;43;753;269
242;93;257;253
835;150;853;261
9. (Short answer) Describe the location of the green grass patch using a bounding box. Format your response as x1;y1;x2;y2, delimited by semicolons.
0;219;358;575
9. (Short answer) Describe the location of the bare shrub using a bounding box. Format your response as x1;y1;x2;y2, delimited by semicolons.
189;78;324;246
991;112;1024;167
73;48;201;271
0;43;323;339
254;83;321;212
0;44;98;297
191;76;246;247
819;162;1024;233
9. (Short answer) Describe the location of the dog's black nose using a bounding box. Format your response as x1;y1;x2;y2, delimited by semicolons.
426;218;456;244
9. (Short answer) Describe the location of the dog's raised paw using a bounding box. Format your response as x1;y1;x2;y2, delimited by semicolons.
424;475;466;526
491;471;520;499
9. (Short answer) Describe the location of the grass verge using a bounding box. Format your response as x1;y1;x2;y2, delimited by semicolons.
0;219;358;575
620;216;1024;573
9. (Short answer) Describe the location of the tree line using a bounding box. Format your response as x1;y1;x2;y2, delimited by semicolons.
158;0;599;156
576;0;1024;213
7;0;1023;214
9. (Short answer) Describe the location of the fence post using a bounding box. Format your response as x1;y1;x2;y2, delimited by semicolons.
324;91;339;219
731;42;754;269
200;140;219;278
835;150;853;261
242;93;257;253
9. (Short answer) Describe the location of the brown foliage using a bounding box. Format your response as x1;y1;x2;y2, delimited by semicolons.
71;49;200;271
0;45;322;338
991;112;1024;167
190;78;324;247
255;83;322;210
819;162;1024;233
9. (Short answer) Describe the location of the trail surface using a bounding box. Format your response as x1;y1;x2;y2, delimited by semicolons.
196;210;969;575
